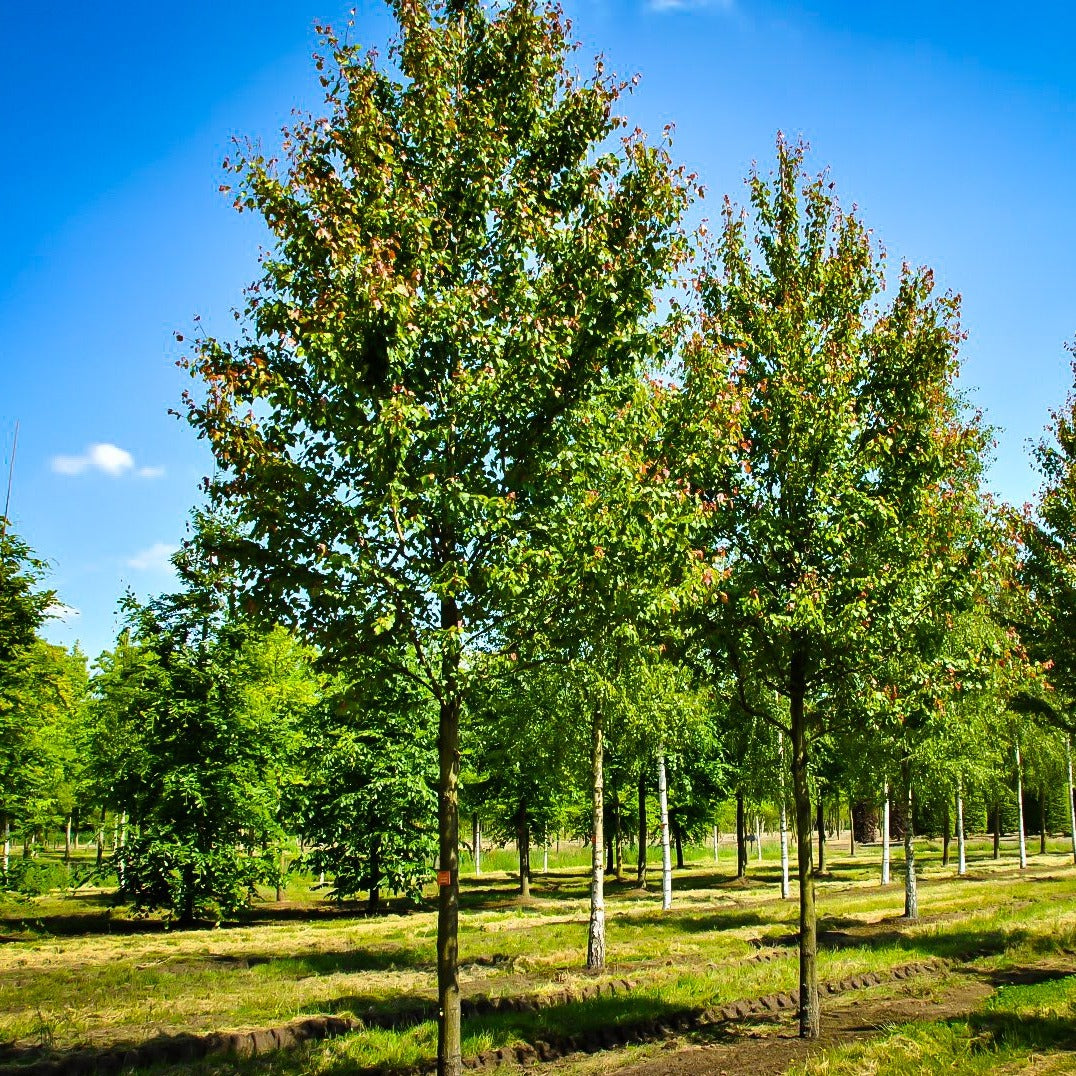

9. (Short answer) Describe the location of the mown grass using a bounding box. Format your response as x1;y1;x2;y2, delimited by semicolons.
1;836;1075;1073
794;973;1076;1074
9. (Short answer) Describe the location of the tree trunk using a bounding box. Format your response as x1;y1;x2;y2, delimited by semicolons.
756;812;763;862
736;791;747;878
636;769;647;889
1039;787;1047;856
587;704;606;969
517;807;530;899
779;732;790;899
1;814;8;877
657;753;672;910
993;801;1001;860
902;760;917;921
435;663;463;1076
276;847;286;902
881;783;891;885
713;824;720;865
64;814;72;864
179;865;196;928
848;789;855;857
791;654;818;1038
1015;743;1027;870
1068;739;1076;866
613;787;624;881
942;800;950;867
816;796;826;874
368;835;382;912
956;781;967;875
96;807;106;870
472;813;481;877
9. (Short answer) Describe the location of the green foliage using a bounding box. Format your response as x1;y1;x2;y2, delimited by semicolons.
681;135;988;727
94;593;318;924
0;639;87;856
1016;351;1076;734
0;528;54;671
181;3;696;695
466;663;583;851
292;665;438;906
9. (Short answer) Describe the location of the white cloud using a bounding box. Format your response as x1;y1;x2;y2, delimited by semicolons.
52;443;164;479
126;542;178;573
53;443;134;476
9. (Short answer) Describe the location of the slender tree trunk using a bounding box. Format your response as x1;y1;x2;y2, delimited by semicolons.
64;815;72;864
993;801;1001;860
543;843;548;873
96;807;105;870
368;835;381;912
1;814;8;876
791;653;818;1038
713;824;719;865
816;796;826;874
1068;738;1076;866
587;704;606;969
636;769;647;889
736;791;747;878
613;785;623;881
881;783;891;885
779;732;790;899
902;760;917;920
848;789;855;857
1039;788;1047;856
435;628;463;1076
276;847;286;902
657;753;672;910
756;812;763;862
1015;743;1027;870
180;865;196;928
517;808;530;899
472;813;481;877
942;800;950;867
956;780;967;876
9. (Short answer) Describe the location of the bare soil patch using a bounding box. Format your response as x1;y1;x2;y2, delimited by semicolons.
585;970;994;1075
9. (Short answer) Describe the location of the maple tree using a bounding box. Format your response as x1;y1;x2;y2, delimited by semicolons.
677;138;987;1036
182;3;694;1068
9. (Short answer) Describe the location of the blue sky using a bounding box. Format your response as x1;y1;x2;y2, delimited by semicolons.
2;0;1073;662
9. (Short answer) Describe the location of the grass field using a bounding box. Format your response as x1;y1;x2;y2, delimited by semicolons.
2;833;1075;1074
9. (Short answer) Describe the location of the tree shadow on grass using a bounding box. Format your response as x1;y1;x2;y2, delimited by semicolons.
202;944;432;976
0;893;429;941
762;921;1027;963
967;1009;1076;1054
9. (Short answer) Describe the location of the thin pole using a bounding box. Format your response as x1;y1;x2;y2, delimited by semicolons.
1;420;18;538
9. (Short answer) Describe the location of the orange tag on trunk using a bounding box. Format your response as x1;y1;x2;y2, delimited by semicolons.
437;870;452;887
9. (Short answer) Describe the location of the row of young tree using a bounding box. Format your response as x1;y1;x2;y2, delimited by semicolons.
6;4;1076;1072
